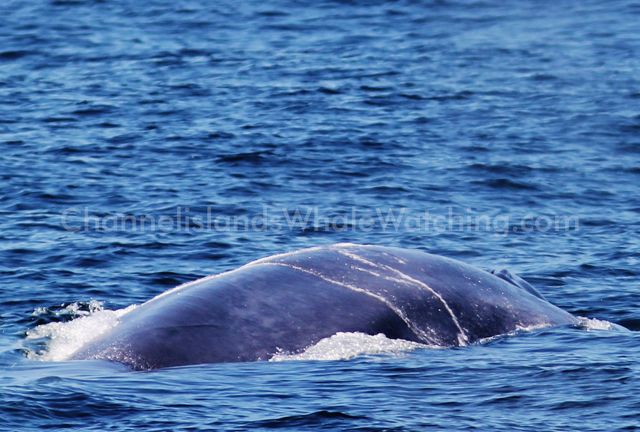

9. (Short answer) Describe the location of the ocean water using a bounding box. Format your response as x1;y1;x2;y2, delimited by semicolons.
1;0;639;430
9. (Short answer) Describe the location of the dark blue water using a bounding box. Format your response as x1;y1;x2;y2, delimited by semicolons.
1;0;639;430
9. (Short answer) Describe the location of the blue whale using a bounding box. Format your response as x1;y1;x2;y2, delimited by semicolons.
72;244;577;369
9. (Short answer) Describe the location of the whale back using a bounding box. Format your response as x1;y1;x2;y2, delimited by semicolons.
260;244;575;345
71;244;576;369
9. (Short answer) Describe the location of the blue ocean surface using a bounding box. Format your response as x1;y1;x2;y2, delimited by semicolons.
1;0;639;430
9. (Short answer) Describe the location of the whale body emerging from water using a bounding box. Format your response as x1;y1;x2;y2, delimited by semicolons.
72;244;577;369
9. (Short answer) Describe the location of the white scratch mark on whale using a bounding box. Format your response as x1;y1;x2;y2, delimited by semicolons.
335;247;469;345
260;262;438;344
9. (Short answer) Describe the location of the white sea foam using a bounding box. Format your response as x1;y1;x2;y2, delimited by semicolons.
576;316;629;332
269;332;430;362
26;303;137;361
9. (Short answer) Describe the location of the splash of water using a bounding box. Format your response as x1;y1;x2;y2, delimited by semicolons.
25;303;137;361
576;316;629;332
270;332;430;362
